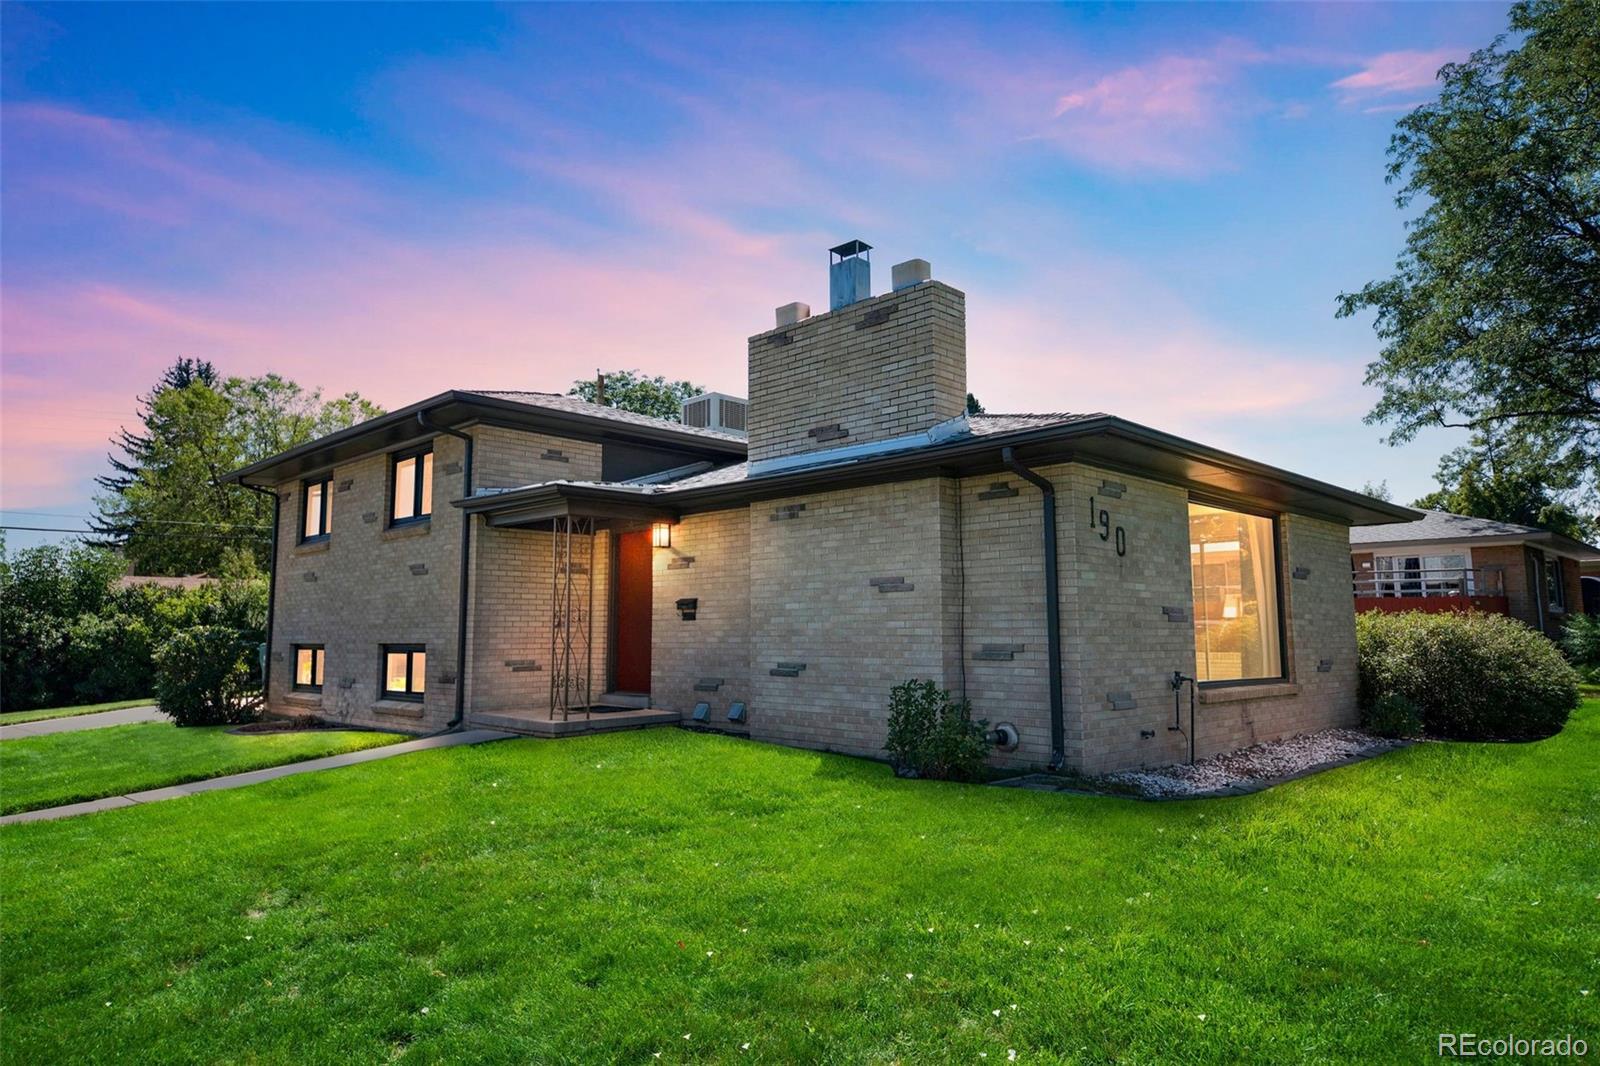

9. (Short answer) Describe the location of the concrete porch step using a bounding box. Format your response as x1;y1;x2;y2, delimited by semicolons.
468;706;680;737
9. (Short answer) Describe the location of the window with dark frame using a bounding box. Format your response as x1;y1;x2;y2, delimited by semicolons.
301;475;332;541
382;644;426;701
390;447;434;525
293;645;325;692
1547;557;1566;609
1187;499;1287;685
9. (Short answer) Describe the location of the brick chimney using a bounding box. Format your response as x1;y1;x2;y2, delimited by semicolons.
746;243;966;464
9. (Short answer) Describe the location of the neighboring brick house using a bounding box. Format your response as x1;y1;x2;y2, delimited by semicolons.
228;242;1418;774
1350;510;1599;638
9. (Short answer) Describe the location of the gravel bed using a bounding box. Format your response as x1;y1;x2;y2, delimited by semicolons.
1101;728;1396;798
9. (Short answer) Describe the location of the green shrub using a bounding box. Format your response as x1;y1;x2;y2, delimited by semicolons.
884;679;991;781
1356;610;1579;739
1562;614;1600;682
1362;692;1423;738
66;613;155;705
154;626;261;726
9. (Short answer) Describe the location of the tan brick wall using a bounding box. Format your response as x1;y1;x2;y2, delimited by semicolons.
471;425;601;489
268;433;468;732
746;477;959;758
267;424;605;731
746;282;966;464
1472;545;1534;626
650;508;751;721
467;524;611;714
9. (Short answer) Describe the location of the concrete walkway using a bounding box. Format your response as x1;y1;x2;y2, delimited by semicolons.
1;728;514;825
0;705;164;740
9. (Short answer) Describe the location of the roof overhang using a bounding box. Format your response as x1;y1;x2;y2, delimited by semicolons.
457;415;1421;528
670;417;1420;526
223;390;746;488
459;483;675;529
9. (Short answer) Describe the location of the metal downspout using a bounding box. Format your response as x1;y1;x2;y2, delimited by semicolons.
418;413;474;729
242;483;280;708
1002;447;1066;771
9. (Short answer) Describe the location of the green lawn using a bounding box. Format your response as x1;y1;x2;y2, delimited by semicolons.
0;697;154;726
0;723;402;815
2;703;1596;1064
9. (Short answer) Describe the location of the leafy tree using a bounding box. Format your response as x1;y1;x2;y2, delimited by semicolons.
569;370;707;421
1412;435;1597;542
92;360;383;573
1361;480;1393;502
966;393;985;415
1337;0;1600;512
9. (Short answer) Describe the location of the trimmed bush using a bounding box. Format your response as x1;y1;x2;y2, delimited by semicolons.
1362;692;1423;738
884;679;991;781
154;626;261;727
1356;610;1579;739
1562;613;1600;683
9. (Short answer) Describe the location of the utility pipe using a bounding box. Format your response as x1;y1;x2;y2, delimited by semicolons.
417;412;474;729
1001;447;1065;771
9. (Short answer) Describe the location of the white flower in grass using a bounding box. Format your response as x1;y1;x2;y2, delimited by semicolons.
1007;1050;1018;1061
1197;1013;1207;1021
1009;1004;1018;1011
1581;990;1591;996
992;1009;1001;1017
104;1001;112;1007
707;951;715;957
420;1007;429;1015
1022;940;1031;946
245;935;253;941
684;1033;692;1040
741;1042;751;1051
906;973;914;980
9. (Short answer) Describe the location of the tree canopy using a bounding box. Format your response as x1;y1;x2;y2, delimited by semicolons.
569;370;707;421
1338;0;1600;522
92;360;384;574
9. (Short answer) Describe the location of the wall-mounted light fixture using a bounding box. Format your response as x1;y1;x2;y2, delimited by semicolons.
651;521;672;548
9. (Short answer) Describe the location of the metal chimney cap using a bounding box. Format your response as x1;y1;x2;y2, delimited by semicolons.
829;239;872;261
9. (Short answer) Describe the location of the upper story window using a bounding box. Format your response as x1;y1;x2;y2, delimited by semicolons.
382;644;426;701
293;644;325;692
1546;556;1566;610
301;475;332;542
390;447;433;525
1188;500;1285;684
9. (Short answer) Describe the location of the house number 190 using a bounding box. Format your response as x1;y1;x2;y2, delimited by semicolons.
1088;496;1128;557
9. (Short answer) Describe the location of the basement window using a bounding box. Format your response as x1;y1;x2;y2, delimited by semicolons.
1188;501;1285;684
293;645;325;692
301;475;332;542
382;644;426;701
390;447;434;526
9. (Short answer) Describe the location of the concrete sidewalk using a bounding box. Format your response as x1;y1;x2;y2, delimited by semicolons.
0;728;514;825
0;705;164;740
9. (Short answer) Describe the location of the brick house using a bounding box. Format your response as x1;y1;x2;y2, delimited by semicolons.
227;243;1418;774
1350;510;1599;637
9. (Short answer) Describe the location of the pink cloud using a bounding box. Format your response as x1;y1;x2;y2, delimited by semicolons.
1330;49;1458;104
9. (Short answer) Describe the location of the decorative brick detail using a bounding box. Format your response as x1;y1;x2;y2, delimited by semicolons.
362;511;378;524
505;659;542;673
767;330;794;347
869;576;915;593
442;461;463;475
409;563;429;576
973;643;1025;661
855;303;899;329
539;449;569;462
1316;659;1334;673
337;478;355;493
977;482;1018;501
1293;566;1311;580
302;572;318;583
770;662;807;677
771;503;807;521
1098;480;1127;499
675;598;698;621
338;678;355;690
807;424;849;443
666;556;695;570
1106;691;1136;711
271;650;285;662
1162;605;1189;623
438;673;457;686
694;678;724;692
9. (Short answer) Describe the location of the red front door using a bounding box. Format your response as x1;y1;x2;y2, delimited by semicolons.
613;529;653;693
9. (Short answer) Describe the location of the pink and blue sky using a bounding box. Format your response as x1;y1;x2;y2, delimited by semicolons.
1;2;1508;546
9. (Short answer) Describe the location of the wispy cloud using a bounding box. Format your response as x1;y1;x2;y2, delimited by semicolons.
1330;48;1458;104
